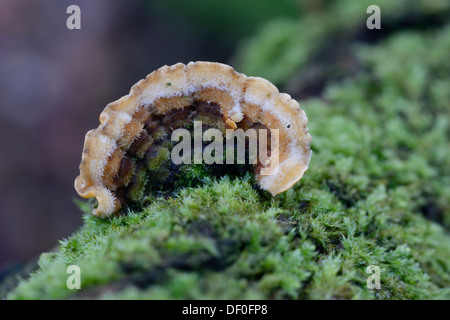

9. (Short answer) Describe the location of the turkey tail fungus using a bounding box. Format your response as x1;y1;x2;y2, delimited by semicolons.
75;62;311;217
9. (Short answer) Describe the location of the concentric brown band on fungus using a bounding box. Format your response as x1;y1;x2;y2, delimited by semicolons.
75;62;312;217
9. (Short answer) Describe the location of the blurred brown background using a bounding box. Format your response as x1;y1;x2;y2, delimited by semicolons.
0;0;299;266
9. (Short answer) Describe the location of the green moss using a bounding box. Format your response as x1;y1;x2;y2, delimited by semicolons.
234;0;450;86
6;6;450;300
8;171;450;299
127;170;149;202
147;145;171;171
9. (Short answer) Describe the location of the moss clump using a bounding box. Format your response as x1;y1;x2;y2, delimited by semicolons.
146;145;171;172
7;172;450;299
127;170;149;202
6;6;450;300
233;0;450;87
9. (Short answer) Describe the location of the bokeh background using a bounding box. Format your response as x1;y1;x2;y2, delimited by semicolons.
1;0;449;272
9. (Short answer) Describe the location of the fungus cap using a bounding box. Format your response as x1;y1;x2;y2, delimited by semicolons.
75;62;311;217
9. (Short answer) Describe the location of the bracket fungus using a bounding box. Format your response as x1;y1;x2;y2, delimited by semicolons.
75;62;311;217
